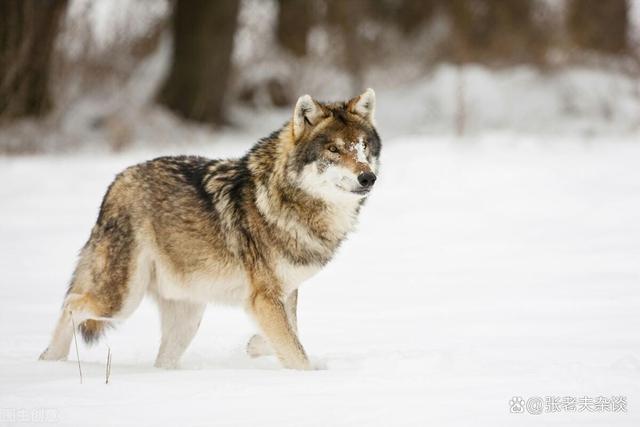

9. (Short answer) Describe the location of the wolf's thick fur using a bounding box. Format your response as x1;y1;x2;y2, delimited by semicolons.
40;89;381;370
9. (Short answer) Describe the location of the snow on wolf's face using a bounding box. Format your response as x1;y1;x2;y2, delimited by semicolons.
298;128;380;204
289;89;381;203
296;134;380;202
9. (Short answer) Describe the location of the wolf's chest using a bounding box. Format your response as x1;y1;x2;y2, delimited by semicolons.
275;259;322;296
154;256;321;305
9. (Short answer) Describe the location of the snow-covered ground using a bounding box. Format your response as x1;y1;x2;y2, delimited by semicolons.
1;135;639;426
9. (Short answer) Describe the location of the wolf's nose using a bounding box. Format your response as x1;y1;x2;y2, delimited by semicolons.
357;172;377;188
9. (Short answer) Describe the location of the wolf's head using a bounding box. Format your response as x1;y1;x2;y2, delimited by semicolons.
287;89;381;202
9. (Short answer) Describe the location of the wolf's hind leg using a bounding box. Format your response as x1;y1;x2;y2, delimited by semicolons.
39;308;74;361
39;293;105;361
154;297;206;369
41;213;148;360
247;290;298;358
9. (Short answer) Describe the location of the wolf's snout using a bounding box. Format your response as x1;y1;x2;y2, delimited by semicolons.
357;172;377;188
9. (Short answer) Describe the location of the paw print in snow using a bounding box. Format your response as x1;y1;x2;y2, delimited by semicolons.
510;396;525;413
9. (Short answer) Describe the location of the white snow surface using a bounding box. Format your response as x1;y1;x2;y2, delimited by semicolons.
1;135;640;426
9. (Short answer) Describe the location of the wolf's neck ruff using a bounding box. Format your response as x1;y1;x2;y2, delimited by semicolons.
199;129;363;267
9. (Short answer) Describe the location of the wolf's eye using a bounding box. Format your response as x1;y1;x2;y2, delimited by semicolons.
362;141;368;149
327;145;339;153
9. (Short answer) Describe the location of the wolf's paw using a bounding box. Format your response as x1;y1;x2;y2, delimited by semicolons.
282;358;313;371
246;334;273;358
38;347;67;361
154;358;179;369
309;357;328;371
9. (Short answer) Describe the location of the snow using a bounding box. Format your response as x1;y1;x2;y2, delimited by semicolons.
353;139;368;164
1;134;639;425
373;65;640;138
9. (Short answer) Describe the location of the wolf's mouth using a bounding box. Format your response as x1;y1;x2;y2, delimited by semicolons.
335;184;371;196
351;188;371;195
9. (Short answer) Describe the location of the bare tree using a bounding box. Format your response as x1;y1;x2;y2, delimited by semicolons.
326;0;368;92
276;0;313;57
567;0;629;55
376;0;438;35
445;0;547;65
158;0;240;126
0;0;69;120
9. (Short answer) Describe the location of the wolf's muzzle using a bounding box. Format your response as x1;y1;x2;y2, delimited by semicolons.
357;172;377;189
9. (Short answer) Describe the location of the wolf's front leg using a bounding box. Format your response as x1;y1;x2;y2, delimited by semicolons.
247;289;298;358
250;289;309;370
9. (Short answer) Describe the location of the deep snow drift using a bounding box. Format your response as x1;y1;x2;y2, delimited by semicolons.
1;135;639;426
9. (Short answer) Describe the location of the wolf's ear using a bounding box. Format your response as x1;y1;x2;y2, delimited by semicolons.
293;94;326;141
348;88;376;124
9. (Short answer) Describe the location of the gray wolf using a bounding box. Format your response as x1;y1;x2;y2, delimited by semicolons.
39;89;381;370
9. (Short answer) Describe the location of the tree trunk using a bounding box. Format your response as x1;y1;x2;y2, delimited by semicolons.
158;0;240;126
392;0;438;35
327;0;366;92
567;0;629;55
0;0;68;120
276;0;312;57
445;0;546;64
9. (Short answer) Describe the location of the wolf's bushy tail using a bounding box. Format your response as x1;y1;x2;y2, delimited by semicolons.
78;319;109;344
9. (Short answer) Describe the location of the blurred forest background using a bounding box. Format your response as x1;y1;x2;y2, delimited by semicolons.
1;0;639;154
